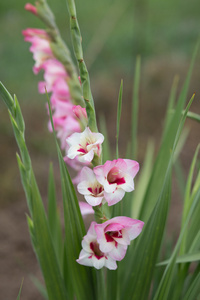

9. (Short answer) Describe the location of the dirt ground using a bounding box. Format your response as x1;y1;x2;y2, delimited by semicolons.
0;57;199;299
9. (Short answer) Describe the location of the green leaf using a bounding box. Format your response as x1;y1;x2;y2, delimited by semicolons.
30;275;48;300
30;170;69;300
121;173;171;300
0;81;15;115
183;265;200;300
138;43;198;222
99;114;112;163
116;80;123;159
157;252;200;266
131;140;154;219
47;163;63;270
152;187;200;300
179;144;200;255
16;279;24;300
131;55;141;159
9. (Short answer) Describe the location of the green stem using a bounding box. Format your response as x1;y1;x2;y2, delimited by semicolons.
35;0;84;106
66;0;98;132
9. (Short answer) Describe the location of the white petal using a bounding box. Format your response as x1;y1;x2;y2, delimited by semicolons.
76;250;93;267
105;189;125;206
104;256;118;270
92;256;106;269
109;244;127;261
85;195;104;206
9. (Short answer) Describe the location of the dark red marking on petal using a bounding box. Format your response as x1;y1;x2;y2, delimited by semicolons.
90;242;104;260
88;187;93;193
77;147;86;153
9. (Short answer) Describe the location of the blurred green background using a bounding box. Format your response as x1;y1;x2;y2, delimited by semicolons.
0;0;199;299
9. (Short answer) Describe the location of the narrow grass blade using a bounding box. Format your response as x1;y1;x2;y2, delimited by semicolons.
47;163;63;269
16;279;24;300
131;55;141;159
131;140;154;219
116;80;123;159
162;75;179;138
0;81;15;115
179;144;200;255
30;275;48;300
157;252;200;266
99;114;112;162
30;171;69;300
138;44;198;222
121;173;171;300
183;266;200;300
152;187;200;300
139;92;195;222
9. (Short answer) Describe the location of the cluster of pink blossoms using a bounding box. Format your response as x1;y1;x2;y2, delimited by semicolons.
23;7;144;270
22;27;88;175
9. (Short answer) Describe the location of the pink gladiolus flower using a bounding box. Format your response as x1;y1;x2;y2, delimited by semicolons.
93;159;139;206
77;167;105;206
95;216;144;261
77;222;117;270
66;127;104;162
56;116;81;150
38;59;68;93
25;3;37;15
73;105;88;127
22;28;52;74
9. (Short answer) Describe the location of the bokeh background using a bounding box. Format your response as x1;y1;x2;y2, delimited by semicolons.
0;0;200;299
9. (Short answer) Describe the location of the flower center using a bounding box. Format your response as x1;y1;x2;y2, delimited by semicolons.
90;242;104;259
105;230;123;242
88;185;103;196
107;167;125;185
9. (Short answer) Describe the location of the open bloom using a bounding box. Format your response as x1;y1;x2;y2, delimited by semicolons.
66;127;104;162
93;159;139;206
77;222;117;270
77;167;105;206
95;217;144;261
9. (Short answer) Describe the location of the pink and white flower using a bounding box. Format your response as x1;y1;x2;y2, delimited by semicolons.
93;159;139;206
72;105;88;128
66;127;104;162
77;222;117;270
38;59;68;94
77;167;105;206
22;28;52;74
95;216;144;261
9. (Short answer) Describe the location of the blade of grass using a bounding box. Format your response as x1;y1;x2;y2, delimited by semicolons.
99;114;112;162
152;187;200;300
16;279;24;300
30;170;69;300
121;172;172;300
157;252;200;266
30;275;48;300
47;163;63;270
116;80;123;159
131;139;154;219
131;55;141;159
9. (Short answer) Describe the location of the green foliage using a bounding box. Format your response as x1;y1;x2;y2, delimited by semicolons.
0;0;200;299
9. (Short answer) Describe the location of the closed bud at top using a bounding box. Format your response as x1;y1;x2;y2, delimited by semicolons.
25;3;37;15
